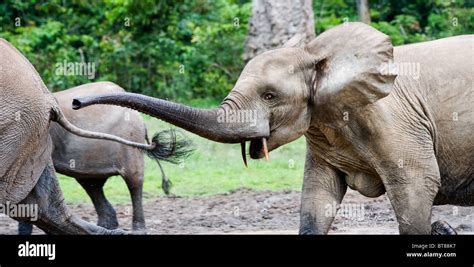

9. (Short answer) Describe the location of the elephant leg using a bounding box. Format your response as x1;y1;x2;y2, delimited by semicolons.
383;178;438;234
123;172;146;234
15;163;125;234
375;140;440;234
299;150;347;235
76;178;119;230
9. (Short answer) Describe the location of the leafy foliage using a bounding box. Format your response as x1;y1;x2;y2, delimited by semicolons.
369;0;473;45
1;0;472;103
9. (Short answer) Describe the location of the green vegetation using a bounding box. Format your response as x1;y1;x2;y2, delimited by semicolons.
58;115;306;203
1;0;472;102
314;0;473;45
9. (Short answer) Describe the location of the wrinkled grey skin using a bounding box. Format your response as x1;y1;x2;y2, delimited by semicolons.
73;23;473;234
18;82;172;235
0;38;158;234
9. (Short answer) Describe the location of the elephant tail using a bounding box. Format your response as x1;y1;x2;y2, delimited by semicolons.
51;106;193;162
144;130;175;195
144;128;193;164
144;127;193;196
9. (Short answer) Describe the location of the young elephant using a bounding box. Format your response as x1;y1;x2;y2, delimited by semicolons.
0;38;177;234
73;23;473;234
18;82;181;235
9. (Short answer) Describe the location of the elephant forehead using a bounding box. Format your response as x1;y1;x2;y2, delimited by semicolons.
244;48;303;74
234;76;263;89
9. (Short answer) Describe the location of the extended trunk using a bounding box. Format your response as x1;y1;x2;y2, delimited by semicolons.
73;92;268;143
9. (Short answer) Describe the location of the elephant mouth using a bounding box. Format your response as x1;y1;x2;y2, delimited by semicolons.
240;137;269;167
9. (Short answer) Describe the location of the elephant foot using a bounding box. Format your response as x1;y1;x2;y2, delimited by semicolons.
298;228;316;235
105;228;128;235
132;221;147;235
131;228;147;235
431;220;457;235
80;220;127;235
98;218;119;230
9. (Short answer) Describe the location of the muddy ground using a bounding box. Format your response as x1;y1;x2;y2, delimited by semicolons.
1;188;473;234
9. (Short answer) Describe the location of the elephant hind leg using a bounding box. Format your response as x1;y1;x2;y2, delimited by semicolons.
76;177;119;230
16;163;125;234
299;151;347;235
122;171;146;234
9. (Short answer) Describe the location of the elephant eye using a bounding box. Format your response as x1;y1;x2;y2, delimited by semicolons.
263;92;275;101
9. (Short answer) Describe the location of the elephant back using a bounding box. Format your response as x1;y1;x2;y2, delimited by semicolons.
0;38;54;204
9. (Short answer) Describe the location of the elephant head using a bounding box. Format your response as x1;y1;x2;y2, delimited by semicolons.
73;23;396;166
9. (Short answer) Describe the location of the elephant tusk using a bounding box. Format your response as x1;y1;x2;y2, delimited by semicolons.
262;137;269;161
241;141;248;168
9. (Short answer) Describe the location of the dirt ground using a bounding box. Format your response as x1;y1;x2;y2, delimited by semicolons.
1;188;473;234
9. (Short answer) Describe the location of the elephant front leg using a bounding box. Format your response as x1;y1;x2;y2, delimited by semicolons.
383;177;439;234
375;142;441;234
299;151;347;234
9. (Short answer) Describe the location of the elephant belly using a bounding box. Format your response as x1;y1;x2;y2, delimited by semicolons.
51;134;142;179
52;146;122;179
344;171;385;197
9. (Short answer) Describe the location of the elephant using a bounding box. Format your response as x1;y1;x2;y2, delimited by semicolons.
0;38;188;234
17;82;187;235
72;23;473;234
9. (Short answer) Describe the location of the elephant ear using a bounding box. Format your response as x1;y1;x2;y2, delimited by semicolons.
305;22;396;128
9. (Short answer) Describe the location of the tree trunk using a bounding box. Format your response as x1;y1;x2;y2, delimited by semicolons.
356;0;371;24
243;0;315;63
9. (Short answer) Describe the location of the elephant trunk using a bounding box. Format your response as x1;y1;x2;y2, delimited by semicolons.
72;92;268;144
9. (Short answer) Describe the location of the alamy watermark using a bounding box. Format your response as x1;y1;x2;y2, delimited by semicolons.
325;201;365;221
55;60;96;79
380;60;421;80
217;109;257;127
0;201;38;221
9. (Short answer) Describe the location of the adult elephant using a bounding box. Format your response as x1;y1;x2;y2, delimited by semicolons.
73;23;473;234
0;38;180;234
18;82;188;235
